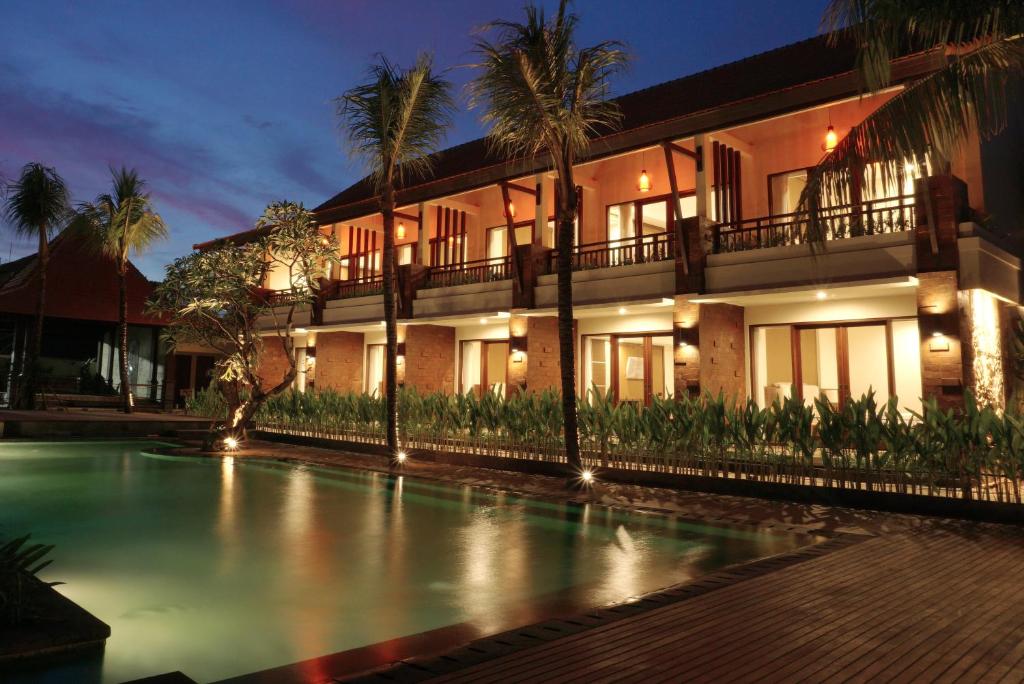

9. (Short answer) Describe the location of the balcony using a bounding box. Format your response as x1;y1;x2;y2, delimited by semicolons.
712;195;915;254
705;194;918;293
414;256;515;318
546;232;676;273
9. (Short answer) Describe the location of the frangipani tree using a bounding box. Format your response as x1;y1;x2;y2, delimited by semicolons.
804;0;1024;225
75;167;167;413
470;0;627;479
336;54;454;467
147;201;336;444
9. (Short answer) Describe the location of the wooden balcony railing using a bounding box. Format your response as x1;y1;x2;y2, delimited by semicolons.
423;256;513;289
546;231;675;274
262;289;312;307
713;195;915;254
324;275;385;300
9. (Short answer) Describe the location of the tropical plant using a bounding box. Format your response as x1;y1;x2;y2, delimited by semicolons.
177;382;1024;503
0;534;60;627
73;167;167;413
336;55;454;467
147;201;336;445
804;0;1024;227
2;163;72;409
469;0;627;479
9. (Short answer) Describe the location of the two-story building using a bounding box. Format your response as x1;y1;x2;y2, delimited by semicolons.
215;34;1024;413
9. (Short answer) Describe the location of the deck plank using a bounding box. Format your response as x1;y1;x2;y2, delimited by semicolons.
404;528;1024;684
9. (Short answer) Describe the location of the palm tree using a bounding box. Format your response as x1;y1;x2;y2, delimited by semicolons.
804;0;1024;218
76;168;166;413
470;0;626;480
2;163;71;409
337;55;454;467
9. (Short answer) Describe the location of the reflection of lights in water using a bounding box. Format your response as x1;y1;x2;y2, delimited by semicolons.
457;509;527;635
216;456;238;572
284;467;314;538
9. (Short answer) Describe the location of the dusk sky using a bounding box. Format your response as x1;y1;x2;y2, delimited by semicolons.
0;0;826;279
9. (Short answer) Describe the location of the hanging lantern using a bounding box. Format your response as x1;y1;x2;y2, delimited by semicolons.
638;169;652;193
823;124;838;152
397;222;406;240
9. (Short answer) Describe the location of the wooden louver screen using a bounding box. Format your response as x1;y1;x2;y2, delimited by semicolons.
712;140;743;225
430;206;467;268
345;225;379;281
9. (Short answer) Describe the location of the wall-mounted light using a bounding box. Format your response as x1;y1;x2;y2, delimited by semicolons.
674;326;699;350
618;306;627;315
507;200;515;218
816;290;827;301
397;222;406;240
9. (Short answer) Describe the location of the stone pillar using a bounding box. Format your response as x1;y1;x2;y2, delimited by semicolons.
507;314;529;395
403;324;455;394
525;316;563;393
914;175;968;273
697;303;745;402
315;331;365;393
916;271;965;410
673;298;700;398
258;335;293;391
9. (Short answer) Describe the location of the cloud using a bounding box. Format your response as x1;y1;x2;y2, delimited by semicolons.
243;113;275;131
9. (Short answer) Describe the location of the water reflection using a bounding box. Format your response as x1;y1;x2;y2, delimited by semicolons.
0;444;815;684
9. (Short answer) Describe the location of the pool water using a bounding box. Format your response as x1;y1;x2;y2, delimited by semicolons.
0;441;813;683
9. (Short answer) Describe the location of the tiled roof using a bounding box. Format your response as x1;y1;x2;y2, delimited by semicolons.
313;32;868;216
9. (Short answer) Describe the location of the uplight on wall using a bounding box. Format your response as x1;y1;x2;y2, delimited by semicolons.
507;200;515;218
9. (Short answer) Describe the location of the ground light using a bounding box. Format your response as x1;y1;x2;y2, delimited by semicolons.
397;451;408;463
580;468;595;485
223;437;239;451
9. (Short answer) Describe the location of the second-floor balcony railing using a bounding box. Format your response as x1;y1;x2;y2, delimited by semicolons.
547;231;676;274
713;194;916;254
325;275;385;300
423;256;513;289
263;288;312;307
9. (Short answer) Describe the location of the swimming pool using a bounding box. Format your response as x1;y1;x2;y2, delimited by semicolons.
0;441;814;683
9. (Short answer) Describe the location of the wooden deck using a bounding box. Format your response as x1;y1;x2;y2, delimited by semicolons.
351;524;1024;683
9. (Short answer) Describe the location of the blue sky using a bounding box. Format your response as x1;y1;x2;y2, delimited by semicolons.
0;0;825;279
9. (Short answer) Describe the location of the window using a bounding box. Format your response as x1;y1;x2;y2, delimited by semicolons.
397;244;413;266
768;169;809;216
486;223;534;260
582;333;674;405
365;344;386;396
751;319;923;414
460;340;509;396
606;194;694;242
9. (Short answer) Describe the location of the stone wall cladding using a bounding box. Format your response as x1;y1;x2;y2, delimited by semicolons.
258;336;293;391
315;331;364;393
403;324;455;394
526;316;563;393
916;270;964;410
698;303;746;403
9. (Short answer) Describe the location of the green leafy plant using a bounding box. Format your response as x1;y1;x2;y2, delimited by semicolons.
0;534;61;627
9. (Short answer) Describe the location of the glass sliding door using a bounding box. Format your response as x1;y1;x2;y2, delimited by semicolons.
752;320;909;411
460;340;510;397
365;344;385;397
583;333;674;405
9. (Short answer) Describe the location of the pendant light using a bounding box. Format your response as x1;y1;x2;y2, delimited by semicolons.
822;113;838;152
637;148;652;192
397;222;406;240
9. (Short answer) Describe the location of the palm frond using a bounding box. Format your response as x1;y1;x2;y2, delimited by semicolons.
803;36;1024;222
2;163;71;240
824;0;1024;90
73;167;167;260
336;54;454;191
468;1;627;165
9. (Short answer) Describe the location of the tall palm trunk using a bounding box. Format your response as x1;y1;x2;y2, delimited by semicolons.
555;179;581;476
118;258;132;414
21;225;49;409
381;183;400;465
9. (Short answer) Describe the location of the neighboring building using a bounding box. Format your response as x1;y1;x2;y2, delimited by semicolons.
214;34;1024;413
0;230;215;408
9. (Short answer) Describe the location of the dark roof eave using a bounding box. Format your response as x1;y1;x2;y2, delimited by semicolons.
314;48;945;226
